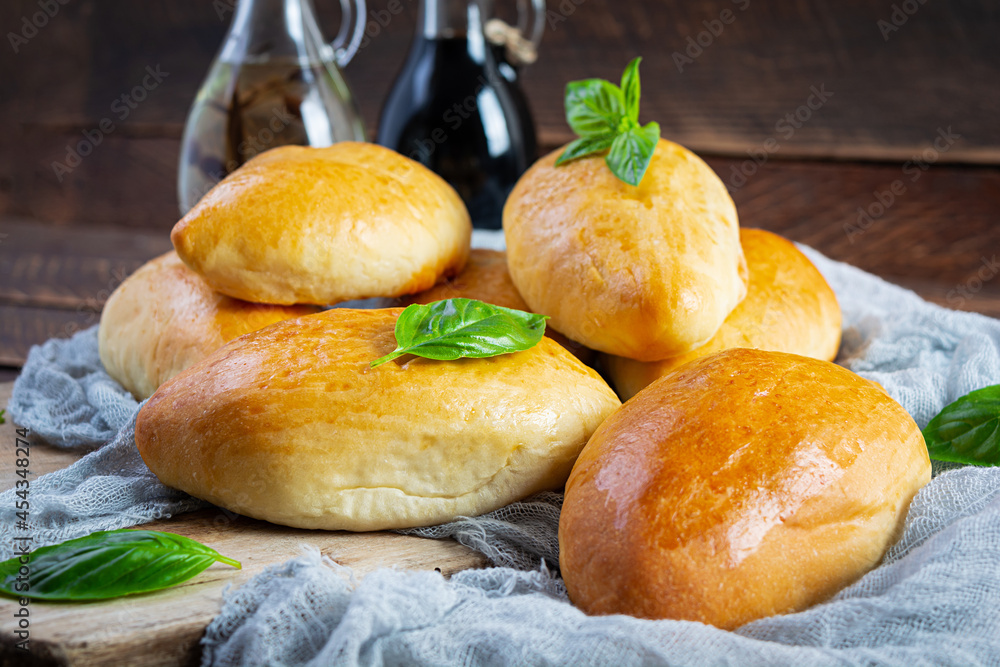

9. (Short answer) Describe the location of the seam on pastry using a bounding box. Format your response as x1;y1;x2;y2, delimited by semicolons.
316;445;525;500
578;239;608;291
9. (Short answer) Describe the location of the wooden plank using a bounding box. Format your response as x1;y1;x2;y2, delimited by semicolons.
0;306;96;367
2;0;997;160
531;0;1000;163
2;0;999;225
0;219;173;366
0;218;172;308
5;131;182;230
0;381;488;666
707;158;1000;293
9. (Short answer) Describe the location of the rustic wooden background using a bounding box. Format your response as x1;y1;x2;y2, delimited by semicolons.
1;0;999;379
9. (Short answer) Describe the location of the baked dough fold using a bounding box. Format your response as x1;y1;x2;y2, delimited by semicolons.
135;308;621;530
171;143;471;305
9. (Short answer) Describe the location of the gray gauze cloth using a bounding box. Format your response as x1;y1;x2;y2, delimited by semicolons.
6;242;1000;666
2;327;207;554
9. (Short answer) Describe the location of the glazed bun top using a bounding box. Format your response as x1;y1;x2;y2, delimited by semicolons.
560;348;930;629
393;249;530;312
135;308;621;531
171;142;471;306
503;139;747;361
98;251;318;400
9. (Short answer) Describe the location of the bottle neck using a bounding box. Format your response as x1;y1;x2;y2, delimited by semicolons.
221;0;330;64
420;0;489;40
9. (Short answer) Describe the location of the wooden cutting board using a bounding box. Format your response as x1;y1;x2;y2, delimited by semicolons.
0;381;488;666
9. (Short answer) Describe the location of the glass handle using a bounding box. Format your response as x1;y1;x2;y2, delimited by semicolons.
486;0;545;66
331;0;367;67
519;0;545;54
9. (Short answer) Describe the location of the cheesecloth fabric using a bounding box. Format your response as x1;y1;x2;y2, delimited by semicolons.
4;240;1000;666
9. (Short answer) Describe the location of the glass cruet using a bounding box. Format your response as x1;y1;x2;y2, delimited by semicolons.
376;0;546;230
178;0;368;214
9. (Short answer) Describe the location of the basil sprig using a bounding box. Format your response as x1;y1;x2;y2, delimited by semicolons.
0;530;241;601
922;385;1000;466
371;298;548;367
555;57;661;186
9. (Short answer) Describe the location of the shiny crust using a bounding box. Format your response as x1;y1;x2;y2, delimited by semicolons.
171;143;472;305
604;229;842;399
560;349;931;629
503;139;747;361
394;248;594;364
135;308;621;531
98;251;318;400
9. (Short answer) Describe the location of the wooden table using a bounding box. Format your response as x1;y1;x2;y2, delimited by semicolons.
0;0;998;664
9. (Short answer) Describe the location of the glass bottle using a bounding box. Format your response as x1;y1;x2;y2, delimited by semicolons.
178;0;368;214
376;0;545;229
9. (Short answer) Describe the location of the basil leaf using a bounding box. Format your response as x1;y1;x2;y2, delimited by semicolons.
371;298;548;367
0;530;241;601
564;78;625;138
620;57;642;124
557;57;659;186
606;122;661;187
923;385;1000;466
555;133;616;166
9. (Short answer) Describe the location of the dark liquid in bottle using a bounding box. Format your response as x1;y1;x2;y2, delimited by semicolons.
377;37;537;230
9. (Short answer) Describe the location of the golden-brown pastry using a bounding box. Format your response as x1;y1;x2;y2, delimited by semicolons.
604;229;841;399
171;143;471;305
98;251;318;400
560;349;930;630
503;139;747;361
394;248;594;364
394;248;529;312
135;308;621;531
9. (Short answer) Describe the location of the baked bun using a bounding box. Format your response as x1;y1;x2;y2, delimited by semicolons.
171;143;471;305
135;308;621;531
394;249;529;312
560;349;930;629
98;251;318;400
604;229;841;399
503;139;747;361
394;248;594;363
